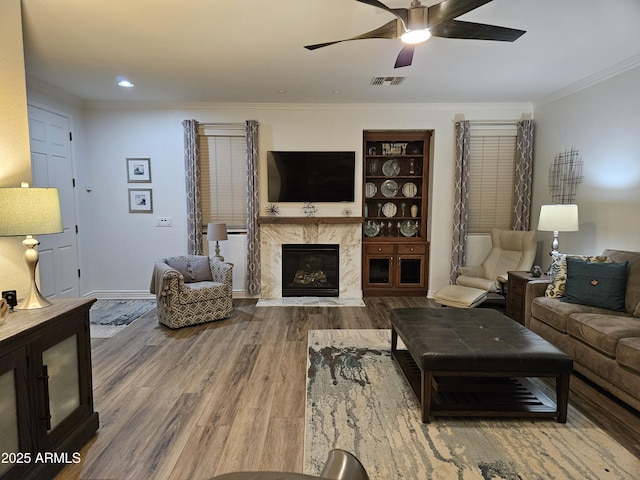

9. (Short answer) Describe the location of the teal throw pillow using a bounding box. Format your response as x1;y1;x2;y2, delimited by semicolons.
562;257;628;311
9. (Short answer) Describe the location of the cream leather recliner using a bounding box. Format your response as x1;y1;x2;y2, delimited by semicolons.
434;228;537;308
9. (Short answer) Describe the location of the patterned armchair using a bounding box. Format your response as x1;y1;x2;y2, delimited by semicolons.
150;255;233;329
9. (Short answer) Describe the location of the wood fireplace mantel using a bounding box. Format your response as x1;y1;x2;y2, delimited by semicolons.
258;216;364;225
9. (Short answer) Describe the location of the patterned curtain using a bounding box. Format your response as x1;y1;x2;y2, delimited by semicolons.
449;120;471;284
182;119;203;255
245;120;261;295
513;119;534;230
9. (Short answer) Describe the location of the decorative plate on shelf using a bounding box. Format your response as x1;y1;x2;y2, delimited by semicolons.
381;179;399;197
365;182;377;198
400;220;419;237
382;202;397;218
364;221;380;237
402;182;417;197
382;159;400;177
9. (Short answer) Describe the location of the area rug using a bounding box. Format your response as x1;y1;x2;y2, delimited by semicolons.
305;329;640;480
89;299;156;338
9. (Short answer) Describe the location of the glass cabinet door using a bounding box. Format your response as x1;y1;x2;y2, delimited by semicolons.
397;256;424;287
367;257;393;286
42;334;80;430
0;348;31;479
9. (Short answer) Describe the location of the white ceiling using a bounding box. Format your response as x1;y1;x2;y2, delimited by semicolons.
21;0;640;105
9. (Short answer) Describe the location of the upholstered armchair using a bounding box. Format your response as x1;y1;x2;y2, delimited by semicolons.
434;228;537;308
456;228;537;294
150;255;233;329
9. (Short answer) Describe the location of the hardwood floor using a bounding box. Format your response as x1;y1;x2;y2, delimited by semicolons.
56;298;640;479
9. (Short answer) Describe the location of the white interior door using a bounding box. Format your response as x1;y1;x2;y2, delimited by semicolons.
28;105;80;299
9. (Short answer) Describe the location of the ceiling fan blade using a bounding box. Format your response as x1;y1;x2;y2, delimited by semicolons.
355;0;408;28
304;19;399;50
431;20;525;41
428;0;494;27
394;45;415;68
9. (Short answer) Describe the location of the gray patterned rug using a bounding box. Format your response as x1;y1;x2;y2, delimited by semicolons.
89;299;156;338
305;329;640;479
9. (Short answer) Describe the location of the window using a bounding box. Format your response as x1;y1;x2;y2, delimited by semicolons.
467;127;517;233
198;125;247;231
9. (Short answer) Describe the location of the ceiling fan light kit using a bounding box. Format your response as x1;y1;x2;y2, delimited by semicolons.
304;0;525;68
400;29;431;45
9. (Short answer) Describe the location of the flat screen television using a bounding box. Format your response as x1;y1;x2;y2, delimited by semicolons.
267;151;355;202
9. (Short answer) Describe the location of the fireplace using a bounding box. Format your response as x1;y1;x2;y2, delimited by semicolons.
281;244;339;297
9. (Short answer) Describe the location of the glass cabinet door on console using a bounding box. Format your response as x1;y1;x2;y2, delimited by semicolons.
0;348;32;480
31;317;93;452
362;130;432;296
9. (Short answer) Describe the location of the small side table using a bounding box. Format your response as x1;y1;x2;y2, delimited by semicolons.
506;271;550;325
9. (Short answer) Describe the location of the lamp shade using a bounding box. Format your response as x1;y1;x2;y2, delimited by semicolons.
207;223;228;241
0;187;63;236
537;204;579;232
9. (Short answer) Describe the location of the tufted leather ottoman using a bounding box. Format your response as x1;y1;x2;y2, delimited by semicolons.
390;307;573;423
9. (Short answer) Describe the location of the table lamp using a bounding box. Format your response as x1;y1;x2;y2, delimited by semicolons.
207;222;228;261
0;186;63;309
537;204;579;257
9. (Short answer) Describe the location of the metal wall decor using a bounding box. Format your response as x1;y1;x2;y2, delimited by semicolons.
549;148;583;204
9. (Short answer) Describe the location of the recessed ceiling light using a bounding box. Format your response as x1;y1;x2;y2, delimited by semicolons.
116;77;135;88
277;89;287;94
332;90;342;95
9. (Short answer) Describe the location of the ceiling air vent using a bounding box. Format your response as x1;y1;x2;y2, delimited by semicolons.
370;76;406;86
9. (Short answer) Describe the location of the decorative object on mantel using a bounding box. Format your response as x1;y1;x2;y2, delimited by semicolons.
549;148;583;204
302;202;317;217
266;204;280;216
342;207;352;216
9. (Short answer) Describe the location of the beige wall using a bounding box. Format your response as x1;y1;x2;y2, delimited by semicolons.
0;0;32;297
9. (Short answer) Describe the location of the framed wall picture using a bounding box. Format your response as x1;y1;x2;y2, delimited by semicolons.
126;157;151;183
128;188;153;213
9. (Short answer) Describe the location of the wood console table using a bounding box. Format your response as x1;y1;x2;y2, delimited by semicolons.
0;298;99;480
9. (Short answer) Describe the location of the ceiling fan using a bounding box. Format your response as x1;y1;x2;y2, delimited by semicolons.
304;0;525;68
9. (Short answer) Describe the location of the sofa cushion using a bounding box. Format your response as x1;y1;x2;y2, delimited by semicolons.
617;338;640;373
530;296;617;333
603;249;640;316
166;257;213;283
545;253;610;298
567;313;640;358
562;258;628;311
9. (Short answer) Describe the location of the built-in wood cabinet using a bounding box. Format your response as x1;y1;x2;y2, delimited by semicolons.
0;298;98;480
362;130;432;296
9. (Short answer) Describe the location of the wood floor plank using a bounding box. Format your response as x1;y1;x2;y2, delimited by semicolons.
55;297;639;480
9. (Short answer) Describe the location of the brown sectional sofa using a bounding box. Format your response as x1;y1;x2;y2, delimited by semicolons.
524;249;640;412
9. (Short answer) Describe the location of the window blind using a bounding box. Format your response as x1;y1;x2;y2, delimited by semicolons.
198;126;247;230
467;129;517;233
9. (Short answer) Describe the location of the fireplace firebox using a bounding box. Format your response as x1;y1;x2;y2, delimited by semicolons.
281;244;339;297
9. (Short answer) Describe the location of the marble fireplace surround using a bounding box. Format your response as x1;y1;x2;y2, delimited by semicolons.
258;217;363;299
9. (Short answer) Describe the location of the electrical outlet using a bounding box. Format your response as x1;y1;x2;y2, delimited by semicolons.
156;217;172;227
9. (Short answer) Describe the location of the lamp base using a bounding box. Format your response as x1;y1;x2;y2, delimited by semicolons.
214;241;224;262
16;286;52;310
16;235;52;310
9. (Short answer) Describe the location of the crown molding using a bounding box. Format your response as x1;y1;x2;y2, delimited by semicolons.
26;77;83;107
535;54;640;108
81;100;533;112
